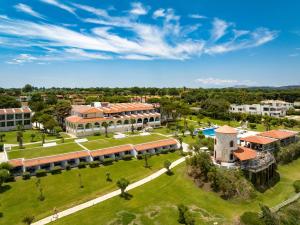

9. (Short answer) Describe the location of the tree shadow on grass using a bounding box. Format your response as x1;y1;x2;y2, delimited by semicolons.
120;192;133;200
166;171;174;176
0;184;11;194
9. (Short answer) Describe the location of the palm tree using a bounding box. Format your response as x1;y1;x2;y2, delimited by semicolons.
102;122;109;137
143;153;150;168
22;215;35;225
0;133;5;142
116;178;130;197
164;160;172;174
130;119;135;134
30;133;36;142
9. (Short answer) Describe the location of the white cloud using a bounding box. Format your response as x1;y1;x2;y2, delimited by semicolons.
289;53;299;57
211;18;231;41
40;0;75;14
72;3;108;17
7;54;37;64
153;9;165;19
196;77;238;85
130;2;148;16
119;54;152;60
189;14;207;19
15;4;44;19
64;48;112;59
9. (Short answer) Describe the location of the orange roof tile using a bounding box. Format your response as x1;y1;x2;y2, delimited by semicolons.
240;135;277;145
259;130;298;140
135;139;177;151
90;145;133;157
23;151;90;167
234;147;257;161
215;125;237;134
9;159;24;167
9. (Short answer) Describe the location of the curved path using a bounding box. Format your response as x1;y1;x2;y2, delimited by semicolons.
32;156;187;225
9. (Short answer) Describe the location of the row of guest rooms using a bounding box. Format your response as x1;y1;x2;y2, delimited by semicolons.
0;108;32;131
9;139;178;175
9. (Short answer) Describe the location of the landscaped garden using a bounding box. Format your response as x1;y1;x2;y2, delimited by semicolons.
0;152;181;225
50;158;300;225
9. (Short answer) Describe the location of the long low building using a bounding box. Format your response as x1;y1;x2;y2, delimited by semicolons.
0;107;32;131
65;102;161;137
9;138;178;175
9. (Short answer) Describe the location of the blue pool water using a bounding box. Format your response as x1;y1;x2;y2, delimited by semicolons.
202;128;216;137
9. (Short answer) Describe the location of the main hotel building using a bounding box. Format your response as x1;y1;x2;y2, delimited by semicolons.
65;102;161;137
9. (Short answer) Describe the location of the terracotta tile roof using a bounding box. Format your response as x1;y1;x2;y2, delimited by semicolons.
9;159;24;167
215;125;237;134
234;147;257;161
240;135;277;145
259;130;298;140
82;107;103;114
23;151;90;167
90;144;133;157
0;107;31;114
65;115;83;123
5;109;14;114
0;109;5;115
14;108;23;113
22;107;31;113
135;139;177;152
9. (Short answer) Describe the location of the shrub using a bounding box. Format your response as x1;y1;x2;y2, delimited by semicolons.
102;158;114;165
35;169;47;177
89;161;100;168
240;211;263;225
122;155;133;161
169;148;176;153
22;172;31;180
0;144;3;152
51;166;62;174
161;149;169;154
94;132;100;136
136;154;143;160
293;180;300;193
249;123;257;130
65;164;71;170
78;162;87;168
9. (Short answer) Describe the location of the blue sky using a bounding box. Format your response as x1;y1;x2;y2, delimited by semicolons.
0;0;299;88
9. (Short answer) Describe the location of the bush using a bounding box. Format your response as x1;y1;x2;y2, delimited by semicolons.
136;154;143;160
65;164;71;170
169;148;176;153
122;155;133;161
240;211;263;225
51;166;62;174
89;161;100;168
161;149;169;154
22;172;31;180
78;162;87;168
249;123;257;130
94;132;100;136
0;144;3;152
293;180;300;193
102;158;114;165
36;169;47;177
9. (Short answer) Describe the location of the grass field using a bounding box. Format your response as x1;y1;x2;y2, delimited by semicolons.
7;134;167;159
82;134;166;150
8;143;84;159
0;130;70;144
0;152;181;225
51;158;300;225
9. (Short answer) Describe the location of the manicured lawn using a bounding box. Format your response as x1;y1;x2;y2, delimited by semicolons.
52;158;300;225
0;129;70;144
82;134;166;150
8;143;84;159
0;152;181;225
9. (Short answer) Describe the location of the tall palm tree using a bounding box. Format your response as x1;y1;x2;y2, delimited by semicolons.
102;122;109;137
130;119;136;134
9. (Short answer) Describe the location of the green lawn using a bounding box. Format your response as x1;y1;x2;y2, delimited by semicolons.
82;134;166;150
8;143;84;159
0;130;70;144
51;158;300;225
0;152;181;225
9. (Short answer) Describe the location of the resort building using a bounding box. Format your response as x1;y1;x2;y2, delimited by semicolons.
229;100;294;117
213;125;298;187
0;107;32;131
8;138;178;175
65;102;161;137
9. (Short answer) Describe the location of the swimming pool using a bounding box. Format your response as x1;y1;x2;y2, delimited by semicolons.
202;127;216;137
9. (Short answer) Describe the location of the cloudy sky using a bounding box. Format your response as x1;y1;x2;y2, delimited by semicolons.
0;0;299;88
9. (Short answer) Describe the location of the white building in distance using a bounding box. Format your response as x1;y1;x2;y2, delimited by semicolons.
230;100;294;117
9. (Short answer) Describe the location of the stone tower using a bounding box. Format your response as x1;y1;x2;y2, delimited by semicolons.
214;125;238;163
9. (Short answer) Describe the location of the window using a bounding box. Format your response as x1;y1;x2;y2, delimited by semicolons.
0;115;4;120
24;120;31;125
6;121;14;127
15;114;22;120
24;113;30;119
16;120;23;125
0;122;5;127
230;153;234;160
230;140;234;147
6;114;14;120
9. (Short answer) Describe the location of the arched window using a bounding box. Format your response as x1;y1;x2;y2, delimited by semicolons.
230;140;234;147
137;118;142;123
155;117;160;121
109;121;114;127
77;124;84;130
85;123;92;129
117;120;122;125
149;117;154;122
143;118;148;124
94;122;100;128
124;120;129;125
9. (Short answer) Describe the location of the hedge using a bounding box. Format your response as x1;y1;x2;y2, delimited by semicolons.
22;172;31;180
293;180;300;193
78;162;87;168
36;169;47;177
102;158;114;165
51;166;62;174
89;161;100;168
122;155;133;161
136;154;143;160
161;149;169;154
240;211;263;225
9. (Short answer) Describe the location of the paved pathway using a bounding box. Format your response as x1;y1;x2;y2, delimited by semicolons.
32;156;187;225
